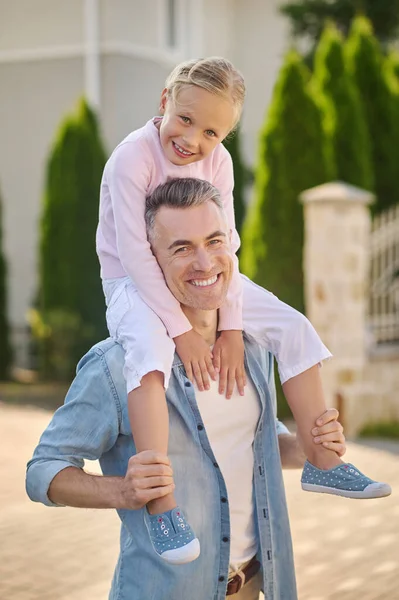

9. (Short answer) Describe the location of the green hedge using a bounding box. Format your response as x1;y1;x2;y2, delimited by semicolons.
36;99;108;379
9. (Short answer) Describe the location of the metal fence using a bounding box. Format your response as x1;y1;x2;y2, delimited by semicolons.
369;204;399;344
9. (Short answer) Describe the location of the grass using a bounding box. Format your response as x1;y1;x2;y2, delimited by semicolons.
358;421;399;440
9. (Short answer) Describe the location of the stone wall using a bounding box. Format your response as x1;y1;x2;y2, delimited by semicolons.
301;182;399;436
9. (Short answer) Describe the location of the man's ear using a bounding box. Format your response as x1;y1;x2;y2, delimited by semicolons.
159;88;168;115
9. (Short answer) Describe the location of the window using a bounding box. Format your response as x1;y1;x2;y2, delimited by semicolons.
166;0;177;49
159;0;199;57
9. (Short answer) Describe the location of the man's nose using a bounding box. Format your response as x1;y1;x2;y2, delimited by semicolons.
192;248;213;271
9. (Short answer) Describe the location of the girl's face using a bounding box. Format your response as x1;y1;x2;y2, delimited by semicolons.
158;85;237;165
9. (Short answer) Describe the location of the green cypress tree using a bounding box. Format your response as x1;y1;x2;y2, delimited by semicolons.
241;50;334;314
386;50;399;82
281;0;399;48
0;191;12;379
223;128;251;237
313;23;373;190
37;99;107;378
346;16;398;212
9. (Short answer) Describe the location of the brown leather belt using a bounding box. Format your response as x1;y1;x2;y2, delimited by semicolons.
226;556;261;596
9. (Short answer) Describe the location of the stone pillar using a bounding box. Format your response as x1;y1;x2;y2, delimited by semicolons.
300;182;374;435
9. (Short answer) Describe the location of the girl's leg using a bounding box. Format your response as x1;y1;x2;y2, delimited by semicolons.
283;366;342;469
242;275;391;498
242;275;340;468
128;371;177;514
104;278;200;561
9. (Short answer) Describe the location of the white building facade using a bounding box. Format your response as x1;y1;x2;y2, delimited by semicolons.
0;0;290;365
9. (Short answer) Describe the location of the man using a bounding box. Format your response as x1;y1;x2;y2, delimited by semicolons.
26;178;345;600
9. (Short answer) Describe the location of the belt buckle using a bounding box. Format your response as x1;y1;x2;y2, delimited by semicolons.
228;568;246;593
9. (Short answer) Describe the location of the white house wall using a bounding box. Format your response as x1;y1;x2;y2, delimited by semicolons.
231;0;291;165
0;0;84;51
100;0;160;48
101;55;170;149
0;58;84;350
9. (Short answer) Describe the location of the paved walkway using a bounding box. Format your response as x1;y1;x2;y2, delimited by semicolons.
1;403;397;600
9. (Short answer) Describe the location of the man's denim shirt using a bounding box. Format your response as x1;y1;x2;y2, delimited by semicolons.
26;337;297;600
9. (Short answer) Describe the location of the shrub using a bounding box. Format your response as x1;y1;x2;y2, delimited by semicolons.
37;99;108;378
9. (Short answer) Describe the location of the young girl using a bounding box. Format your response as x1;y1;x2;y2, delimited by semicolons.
97;57;391;565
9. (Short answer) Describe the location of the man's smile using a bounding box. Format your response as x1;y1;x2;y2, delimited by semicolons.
188;273;220;287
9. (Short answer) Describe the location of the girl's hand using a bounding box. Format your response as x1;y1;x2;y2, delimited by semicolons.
213;330;246;399
174;330;217;391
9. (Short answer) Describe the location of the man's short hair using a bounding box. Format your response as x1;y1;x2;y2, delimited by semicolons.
145;177;224;242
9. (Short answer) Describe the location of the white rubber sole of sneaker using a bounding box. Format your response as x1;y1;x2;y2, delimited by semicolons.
160;538;201;565
301;481;392;499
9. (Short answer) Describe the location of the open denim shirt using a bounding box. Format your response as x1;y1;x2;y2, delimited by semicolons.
26;337;297;600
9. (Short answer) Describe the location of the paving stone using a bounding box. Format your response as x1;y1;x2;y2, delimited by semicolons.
1;403;397;599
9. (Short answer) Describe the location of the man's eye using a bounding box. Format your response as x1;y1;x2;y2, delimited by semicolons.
208;239;221;246
180;116;191;124
175;246;188;254
205;130;216;137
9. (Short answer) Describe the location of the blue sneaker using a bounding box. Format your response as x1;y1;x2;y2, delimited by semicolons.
301;461;392;499
145;507;200;564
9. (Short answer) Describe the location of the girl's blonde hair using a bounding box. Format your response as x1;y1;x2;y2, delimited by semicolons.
164;57;246;128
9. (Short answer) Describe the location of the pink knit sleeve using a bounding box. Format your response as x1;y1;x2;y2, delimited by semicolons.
213;147;244;331
107;141;192;338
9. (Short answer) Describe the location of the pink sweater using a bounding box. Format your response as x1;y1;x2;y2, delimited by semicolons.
96;118;243;339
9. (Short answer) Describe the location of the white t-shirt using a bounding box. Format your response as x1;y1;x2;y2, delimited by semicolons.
195;377;261;566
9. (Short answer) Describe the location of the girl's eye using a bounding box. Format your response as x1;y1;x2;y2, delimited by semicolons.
180;116;191;124
205;130;216;137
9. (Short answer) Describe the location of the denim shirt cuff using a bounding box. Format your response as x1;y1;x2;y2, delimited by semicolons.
26;461;78;507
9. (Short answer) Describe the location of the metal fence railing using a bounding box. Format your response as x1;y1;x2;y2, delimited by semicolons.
369;204;399;345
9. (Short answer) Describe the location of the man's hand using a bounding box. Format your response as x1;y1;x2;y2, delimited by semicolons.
279;408;346;469
173;329;216;391
311;408;346;457
213;330;246;398
120;451;175;510
48;451;175;510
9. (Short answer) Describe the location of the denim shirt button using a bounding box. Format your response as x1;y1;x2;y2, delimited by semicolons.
197;424;204;431
185;381;191;387
222;536;229;543
221;497;227;503
213;462;219;468
218;576;225;582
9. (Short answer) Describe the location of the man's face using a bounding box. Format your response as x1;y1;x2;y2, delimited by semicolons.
150;201;233;311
